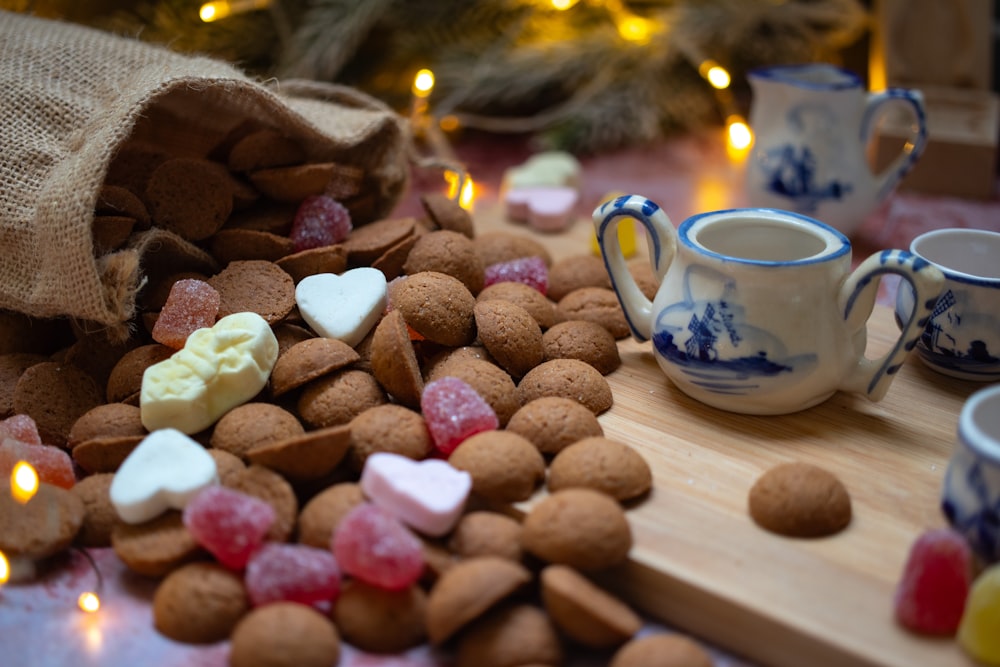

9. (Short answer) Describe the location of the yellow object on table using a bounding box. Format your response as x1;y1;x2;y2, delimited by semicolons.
590;191;636;258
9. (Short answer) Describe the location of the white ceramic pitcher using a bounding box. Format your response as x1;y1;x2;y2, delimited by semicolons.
744;64;927;237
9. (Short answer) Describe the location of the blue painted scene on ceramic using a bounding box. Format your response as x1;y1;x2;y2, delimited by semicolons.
942;460;1000;563
916;288;1000;378
759;143;853;214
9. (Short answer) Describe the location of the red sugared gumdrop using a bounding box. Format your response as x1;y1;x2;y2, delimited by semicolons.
0;414;42;446
183;485;275;570
331;502;424;591
0;438;75;489
894;527;972;635
151;279;221;350
484;256;548;295
420;376;498;456
290;195;352;252
245;542;341;608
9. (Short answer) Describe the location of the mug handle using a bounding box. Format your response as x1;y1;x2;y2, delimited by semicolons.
837;250;944;401
860;88;928;203
591;195;677;342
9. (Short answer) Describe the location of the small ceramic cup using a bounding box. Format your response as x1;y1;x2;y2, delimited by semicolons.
895;228;1000;381
941;383;1000;564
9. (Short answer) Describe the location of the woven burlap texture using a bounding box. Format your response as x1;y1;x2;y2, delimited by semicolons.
0;10;410;341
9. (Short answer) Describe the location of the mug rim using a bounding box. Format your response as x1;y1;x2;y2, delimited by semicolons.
959;384;1000;464
747;63;861;91
911;228;1000;286
679;207;851;266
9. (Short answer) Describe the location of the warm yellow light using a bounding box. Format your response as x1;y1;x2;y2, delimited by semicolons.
616;15;654;44
0;550;9;585
78;592;101;613
727;116;753;150
199;1;228;21
551;0;579;9
412;69;435;98
11;461;38;504
705;65;731;90
459;178;475;211
439;115;460;132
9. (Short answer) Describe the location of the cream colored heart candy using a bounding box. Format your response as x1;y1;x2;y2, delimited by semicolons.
110;428;218;524
295;268;387;347
140;312;279;434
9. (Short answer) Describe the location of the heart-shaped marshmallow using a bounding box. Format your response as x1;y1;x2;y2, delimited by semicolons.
296;268;387;347
110;428;218;524
503;151;581;190
360;452;472;537
505;186;580;232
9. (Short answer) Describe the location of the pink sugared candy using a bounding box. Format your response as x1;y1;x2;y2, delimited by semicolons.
151;279;221;350
0;414;42;446
331;502;424;591
290;195;352;251
0;438;74;489
505;186;579;232
183;485;275;570
483;256;548;295
245;542;341;607
420;376;498;456
894;527;972;635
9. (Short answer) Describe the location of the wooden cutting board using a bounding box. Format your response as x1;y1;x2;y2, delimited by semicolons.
476;204;978;667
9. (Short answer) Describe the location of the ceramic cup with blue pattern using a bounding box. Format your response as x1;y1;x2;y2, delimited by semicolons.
594;195;944;415
895;228;1000;382
942;383;1000;564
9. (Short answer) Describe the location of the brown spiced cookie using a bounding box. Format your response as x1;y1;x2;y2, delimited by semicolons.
208;228;295;265
144;157;234;242
70;473;118;548
477;281;563;331
12;361;104;447
111;511;204;577
224;201;295;235
610;633;714;667
370;233;419;280
226;128;306;172
96;184;151;228
248;162;340;202
297;369;387;429
421;192;474;238
542;319;621;375
0;480;84;559
348;404;432;472
447;511;524;562
67;403;146;448
72;435;144;474
547;254;613;302
540;564;641;648
276;245;349;284
208;449;246;486
369;309;424;408
473;300;544;379
153;562;249;644
332;580;428;653
92;215;136;254
474;231;553;268
453;603;564;667
270;337;360;398
425;358;519;427
627;259;660;301
423;346;495;380
226;465;298;542
505;396;604;456
246;424;351;481
297;482;365;549
748;461;852;538
105;344;174;404
558;286;631;339
209;403;304;460
516;359;613;415
342;217;417;266
0;353;48;417
390;272;477;347
207;260;296;324
403;230;485;295
230;603;341;667
521;488;632;571
425;556;533;645
548;436;652;502
448;431;546;503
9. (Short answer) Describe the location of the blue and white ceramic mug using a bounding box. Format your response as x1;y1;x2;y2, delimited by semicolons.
594;195;944;415
942;383;1000;564
895;228;1000;382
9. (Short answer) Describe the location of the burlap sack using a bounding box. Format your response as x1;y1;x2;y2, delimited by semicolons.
0;10;410;341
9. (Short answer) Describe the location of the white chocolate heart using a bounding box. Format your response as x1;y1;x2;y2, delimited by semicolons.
295;268;387;347
505;186;580;232
110;428;218;524
360;452;472;537
140;311;278;434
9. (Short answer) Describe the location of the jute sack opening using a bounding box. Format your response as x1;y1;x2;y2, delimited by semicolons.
0;11;410;342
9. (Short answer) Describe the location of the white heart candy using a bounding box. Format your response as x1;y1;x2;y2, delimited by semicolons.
110;428;218;524
505;186;579;232
360;452;472;537
296;268;387;347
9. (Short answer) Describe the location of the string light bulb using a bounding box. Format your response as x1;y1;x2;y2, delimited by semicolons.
445;171;476;211
199;0;270;23
551;0;579;9
412;69;435;99
0;550;9;585
11;461;38;504
78;592;101;614
726;114;753;160
699;60;732;90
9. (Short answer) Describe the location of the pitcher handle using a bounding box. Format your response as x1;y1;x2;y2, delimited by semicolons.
861;88;928;203
592;195;677;342
837;250;943;400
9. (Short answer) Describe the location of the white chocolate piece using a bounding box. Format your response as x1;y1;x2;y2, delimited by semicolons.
295;268;387;347
505;186;580;232
360;452;472;537
110;428;218;524
140;312;278;434
503;151;582;190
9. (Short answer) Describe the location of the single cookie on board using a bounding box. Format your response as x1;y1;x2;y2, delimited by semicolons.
477;281;564;331
448;431;546;504
521;488;632;571
425;556;533;645
209;403;304;460
297;482;365;549
610;633;714;667
0;481;84;559
473;300;544;379
548;436;652;502
540;564;641;648
453;603;564;667
297;369;387;429
270;337;360;398
542;319;621;375
369;309;424;408
332;580;428;653
153;562;249;644
547;254;613;302
207;260;296;324
111;511;204;577
421;192;475;238
516;358;613;415
447;511;524;562
71;473;118;548
748;461;852;538
558;287;631;339
505;396;603;456
230;603;341;667
348;404;432;472
391;272;477;347
403;230;485;295
473;231;553;268
12;361;104;447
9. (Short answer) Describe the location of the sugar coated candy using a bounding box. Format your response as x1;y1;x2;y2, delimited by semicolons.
245;542;341;607
958;563;1000;665
291;195;352;252
151;279;221;350
183;485;275;570
420;376;499;456
483;256;549;295
894;527;972;635
0;438;74;489
331;502;424;591
0;414;42;446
